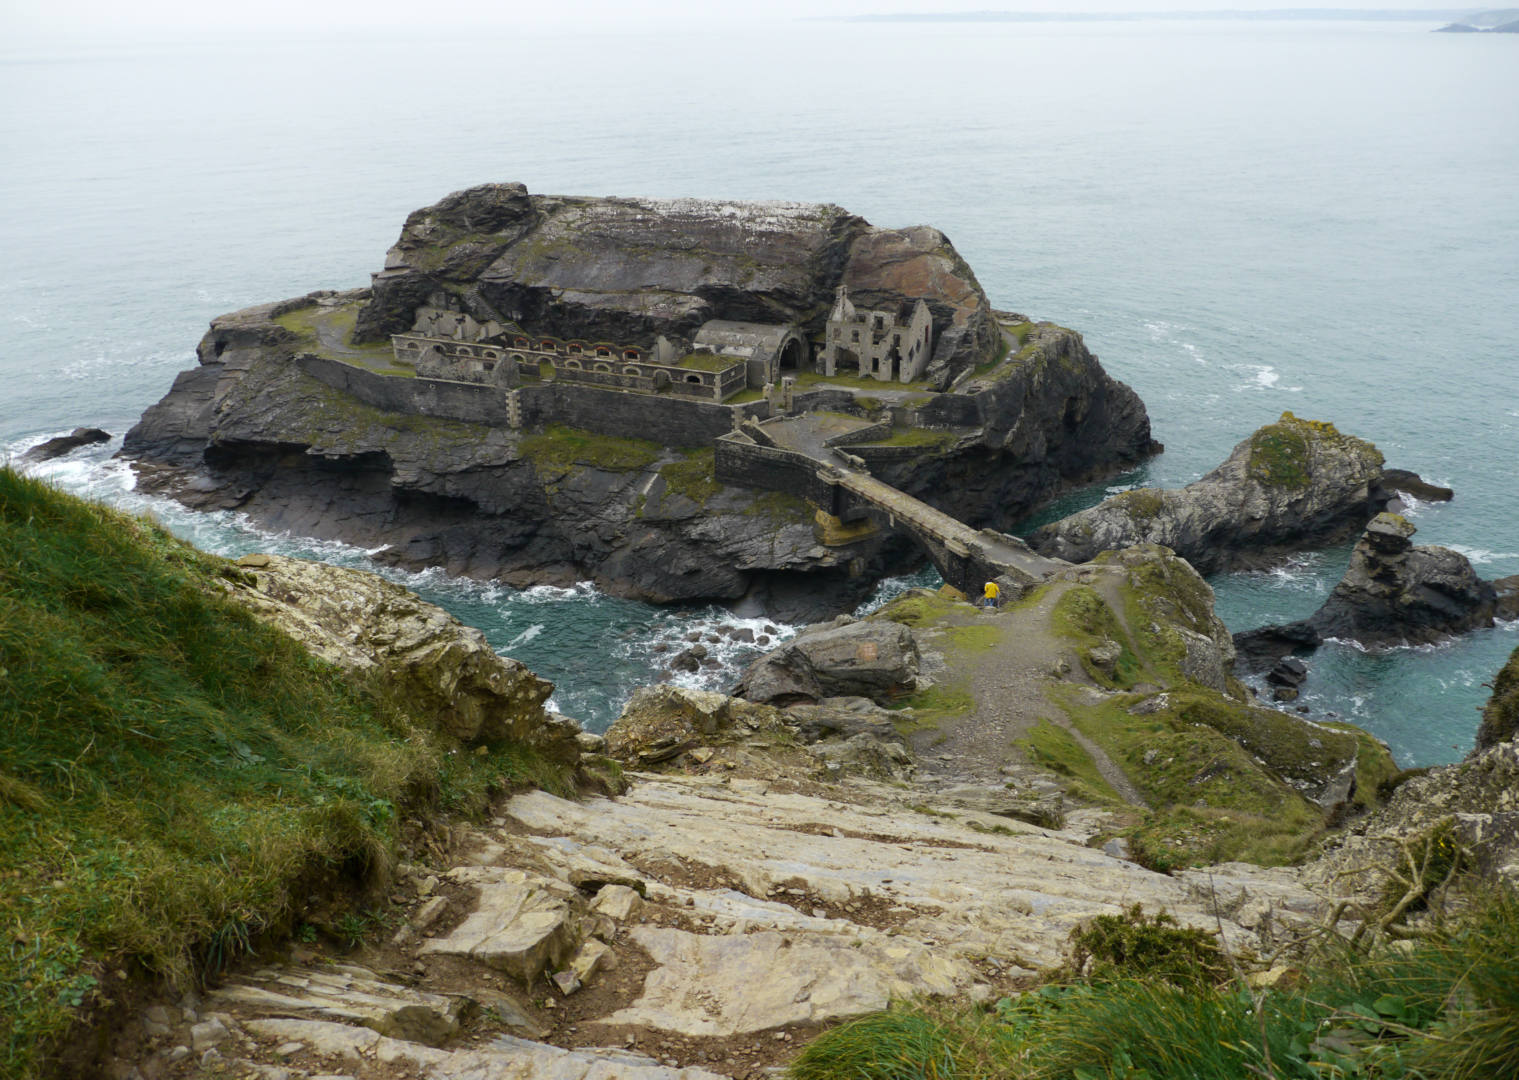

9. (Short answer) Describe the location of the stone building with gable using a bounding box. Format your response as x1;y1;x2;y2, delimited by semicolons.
820;286;935;383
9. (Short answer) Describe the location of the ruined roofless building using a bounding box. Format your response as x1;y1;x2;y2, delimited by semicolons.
821;286;935;383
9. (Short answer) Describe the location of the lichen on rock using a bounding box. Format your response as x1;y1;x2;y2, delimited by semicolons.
1030;412;1388;573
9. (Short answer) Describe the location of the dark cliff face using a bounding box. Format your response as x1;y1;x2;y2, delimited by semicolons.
870;325;1156;530
352;183;998;377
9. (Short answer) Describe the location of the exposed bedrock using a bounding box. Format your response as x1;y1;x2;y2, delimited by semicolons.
1234;513;1517;668
1028;413;1427;574
20;426;111;462
353;183;1000;382
1310;659;1519;896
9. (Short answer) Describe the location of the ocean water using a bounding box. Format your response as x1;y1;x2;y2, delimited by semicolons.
2;19;1514;761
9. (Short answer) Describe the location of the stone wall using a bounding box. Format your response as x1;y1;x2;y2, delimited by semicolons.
714;435;849;516
519;385;765;445
297;355;517;427
396;332;746;403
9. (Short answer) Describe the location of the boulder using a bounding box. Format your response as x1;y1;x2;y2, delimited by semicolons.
603;685;790;767
1029;413;1387;573
219;554;577;762
734;617;920;705
20;427;110;462
420;867;578;984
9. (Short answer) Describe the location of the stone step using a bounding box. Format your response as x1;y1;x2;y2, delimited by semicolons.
208;963;466;1046
240;1018;729;1079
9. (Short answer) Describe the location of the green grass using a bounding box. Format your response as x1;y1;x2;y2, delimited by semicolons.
788;369;929;394
1049;586;1149;689
274;301;398;368
0;468;568;1077
658;448;722;505
675;353;743;373
859;426;959;450
519;423;663;476
872;588;980;628
1016;721;1120;805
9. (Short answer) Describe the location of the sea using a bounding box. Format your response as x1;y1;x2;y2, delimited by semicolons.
2;17;1514;765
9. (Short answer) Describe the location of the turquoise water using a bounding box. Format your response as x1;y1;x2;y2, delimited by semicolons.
2;20;1514;759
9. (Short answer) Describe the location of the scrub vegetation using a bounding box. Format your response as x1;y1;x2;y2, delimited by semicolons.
790;890;1519;1080
0;468;568;1078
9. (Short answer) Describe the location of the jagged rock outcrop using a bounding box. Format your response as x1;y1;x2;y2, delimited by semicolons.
1311;737;1519;899
1029;413;1389;573
352;184;998;380
733;617;920;705
220;553;580;762
1235;514;1507;666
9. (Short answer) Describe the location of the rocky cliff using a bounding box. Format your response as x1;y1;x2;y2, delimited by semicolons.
353;184;999;383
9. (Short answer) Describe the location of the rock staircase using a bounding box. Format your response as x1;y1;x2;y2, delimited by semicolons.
119;772;1333;1080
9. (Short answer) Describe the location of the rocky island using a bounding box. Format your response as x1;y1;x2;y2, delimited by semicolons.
122;183;1155;619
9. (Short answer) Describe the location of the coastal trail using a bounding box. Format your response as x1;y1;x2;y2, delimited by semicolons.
902;579;1150;808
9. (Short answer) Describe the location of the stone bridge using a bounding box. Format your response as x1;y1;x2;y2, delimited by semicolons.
714;414;1066;597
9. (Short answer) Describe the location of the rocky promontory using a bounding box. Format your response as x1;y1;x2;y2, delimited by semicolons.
1028;412;1406;574
120;185;1156;620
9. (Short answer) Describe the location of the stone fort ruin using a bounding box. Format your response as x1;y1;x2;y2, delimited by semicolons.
390;285;934;404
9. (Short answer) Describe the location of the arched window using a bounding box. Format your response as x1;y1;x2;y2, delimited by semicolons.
541;340;557;351
623;365;641;376
568;344;582;355
595;347;611;358
512;354;525;364
515;337;529;347
593;362;612;373
565;359;583;370
685;373;702;384
624;349;640;360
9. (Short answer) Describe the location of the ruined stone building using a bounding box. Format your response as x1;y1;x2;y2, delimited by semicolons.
820;287;934;383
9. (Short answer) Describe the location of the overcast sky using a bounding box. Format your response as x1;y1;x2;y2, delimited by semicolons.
0;0;1472;35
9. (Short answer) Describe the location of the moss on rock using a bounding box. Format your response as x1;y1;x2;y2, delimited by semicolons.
1476;643;1519;750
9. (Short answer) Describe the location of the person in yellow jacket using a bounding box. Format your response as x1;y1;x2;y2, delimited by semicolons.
982;580;1000;611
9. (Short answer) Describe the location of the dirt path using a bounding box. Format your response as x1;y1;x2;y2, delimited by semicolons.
908;580;1149;808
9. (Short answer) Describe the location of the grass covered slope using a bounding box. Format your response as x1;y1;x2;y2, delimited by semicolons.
0;467;559;1078
873;546;1397;869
